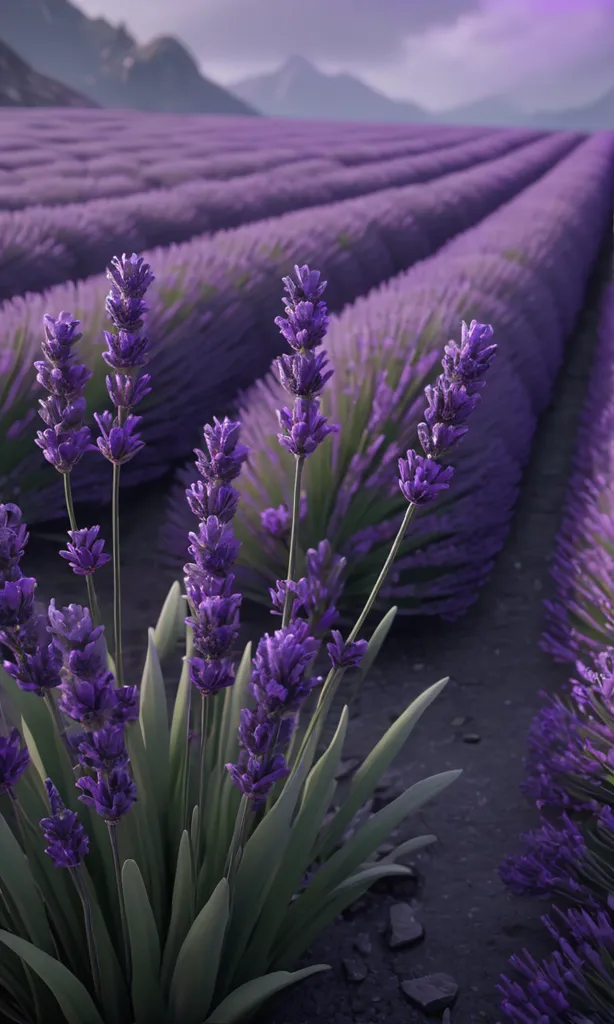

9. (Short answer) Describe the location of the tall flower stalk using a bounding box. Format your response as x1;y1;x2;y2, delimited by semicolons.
95;253;154;685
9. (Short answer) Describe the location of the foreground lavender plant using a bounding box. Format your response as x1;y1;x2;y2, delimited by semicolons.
0;255;493;1024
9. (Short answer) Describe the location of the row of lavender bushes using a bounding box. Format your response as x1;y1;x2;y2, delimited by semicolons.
0;131;575;522
0;124;486;208
0;127;537;302
164;132;614;621
498;249;614;1019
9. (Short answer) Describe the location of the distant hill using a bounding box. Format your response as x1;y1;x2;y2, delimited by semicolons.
231;55;428;123
533;87;614;131
0;0;257;115
0;37;99;107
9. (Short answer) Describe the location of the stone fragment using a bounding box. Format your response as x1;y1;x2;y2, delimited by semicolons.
342;957;368;982
353;932;372;956
462;732;481;744
388;903;424;949
401;973;459;1013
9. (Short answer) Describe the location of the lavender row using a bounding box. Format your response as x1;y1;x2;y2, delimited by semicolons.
541;273;614;664
0;129;552;303
0;126;487;203
0;127;577;526
175;132;613;620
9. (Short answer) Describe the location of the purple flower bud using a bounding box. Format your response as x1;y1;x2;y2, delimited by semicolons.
0;503;28;582
105;373;152;409
194;417;249;485
186;593;242;659
187;517;241;577
226;751;289;802
40;778;89;868
95;411;144;465
101;330;151;371
261;504;291;537
76;766;136;823
59;526;111;577
0;728;30;794
0;577;36;628
38;395;87;431
398;451;454;506
282;265;327;306
41;312;82;361
277;398;338;457
186;480;239;524
110;685;139;723
327;630;368;670
76;724;129;771
274;350;334;399
47;601;103;651
106;253;154;302
57;670;117;729
441;320;497;391
188;656;235;696
3;639;63;694
34;361;93;401
35;425;92;474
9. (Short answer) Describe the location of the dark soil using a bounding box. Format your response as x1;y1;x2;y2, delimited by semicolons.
23;257;606;1024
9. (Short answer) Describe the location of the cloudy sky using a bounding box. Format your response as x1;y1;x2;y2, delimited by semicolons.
74;0;614;112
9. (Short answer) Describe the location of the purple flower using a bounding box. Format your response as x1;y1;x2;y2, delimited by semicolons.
327;630;368;670
188;657;235;697
94;411;144;465
111;685;139;723
35;425;92;474
0;728;30;794
193;417;249;485
106;252;154;303
35;362;92;401
186;480;239;524
261;496;308;538
274;350;334;399
0;577;36;628
398;451;454;506
59;526;111;577
0;504;28;582
499;814;595;905
277;398;338;457
3;637;63;694
105;373;152;410
38;395;87;431
57;670;117;729
76;724;129;771
226;751;289;800
41;312;82;362
76;766;136;823
187;517;241;577
40;779;89;868
47;601;104;651
101;331;151;371
441;320;497;391
274;265;329;354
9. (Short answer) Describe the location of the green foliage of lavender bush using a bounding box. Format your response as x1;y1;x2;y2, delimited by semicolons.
0;254;497;1024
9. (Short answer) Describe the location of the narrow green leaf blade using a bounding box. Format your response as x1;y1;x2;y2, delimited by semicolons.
121;859;165;1024
205;965;330;1023
169;878;229;1024
139;629;170;814
317;677;449;859
152;581;185;662
0;932;105;1024
0;816;56;956
161;830;195;993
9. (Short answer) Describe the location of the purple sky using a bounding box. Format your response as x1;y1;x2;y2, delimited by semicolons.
74;0;614;111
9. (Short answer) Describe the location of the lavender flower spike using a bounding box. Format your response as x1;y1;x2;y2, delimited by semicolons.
0;728;30;794
40;779;89;868
59;526;111;576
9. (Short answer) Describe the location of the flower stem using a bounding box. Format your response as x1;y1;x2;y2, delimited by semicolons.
63;474;102;625
281;455;305;628
72;866;103;1008
107;823;131;982
111;462;124;687
290;502;417;773
195;693;209;865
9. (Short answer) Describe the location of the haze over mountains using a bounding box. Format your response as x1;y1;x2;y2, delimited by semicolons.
0;0;257;115
232;55;614;132
0;38;99;108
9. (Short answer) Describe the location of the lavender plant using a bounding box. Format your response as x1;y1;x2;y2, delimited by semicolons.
0;255;495;1024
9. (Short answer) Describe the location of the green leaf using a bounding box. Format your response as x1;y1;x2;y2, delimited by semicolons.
0;932;105;1024
0;815;56;956
161;831;195;994
317;677;449;859
347;607;397;710
121;859;165;1024
125;718;166;926
168;627;193;847
153;581;185;662
280;771;460;955
274;863;421;970
139;629;170;814
169;878;229;1023
81;872;132;1024
218;728;317;994
218;642;253;766
240;707;349;979
205;965;330;1023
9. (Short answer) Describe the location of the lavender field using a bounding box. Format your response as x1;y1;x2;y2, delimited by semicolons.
1;105;614;1024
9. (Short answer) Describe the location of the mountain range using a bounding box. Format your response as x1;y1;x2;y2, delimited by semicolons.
232;55;614;132
0;37;99;108
0;0;257;115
